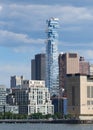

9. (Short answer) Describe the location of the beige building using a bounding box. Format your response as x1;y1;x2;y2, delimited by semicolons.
66;74;93;120
59;53;79;93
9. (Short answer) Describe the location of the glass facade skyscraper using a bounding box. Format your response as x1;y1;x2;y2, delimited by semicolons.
46;17;59;96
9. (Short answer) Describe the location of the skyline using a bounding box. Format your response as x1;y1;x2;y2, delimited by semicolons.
0;0;93;87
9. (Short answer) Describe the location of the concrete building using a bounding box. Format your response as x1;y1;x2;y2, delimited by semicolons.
59;53;79;93
10;75;23;89
79;56;89;75
31;54;46;80
12;80;54;115
66;74;93;120
46;17;59;96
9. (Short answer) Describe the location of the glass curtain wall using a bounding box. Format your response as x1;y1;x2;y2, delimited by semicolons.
46;17;59;96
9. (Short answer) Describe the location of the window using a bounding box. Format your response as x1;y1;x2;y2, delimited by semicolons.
87;100;90;105
91;86;93;98
72;86;75;105
69;53;77;58
87;86;93;98
91;101;93;105
87;86;90;98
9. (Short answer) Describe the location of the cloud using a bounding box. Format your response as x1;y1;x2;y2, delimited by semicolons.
0;3;93;54
0;6;3;11
0;4;92;46
60;6;93;22
60;41;93;47
1;4;93;32
12;5;93;23
0;30;44;47
1;0;93;6
62;26;81;31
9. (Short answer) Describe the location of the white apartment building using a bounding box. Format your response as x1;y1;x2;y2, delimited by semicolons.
13;80;54;115
24;80;54;115
66;74;93;120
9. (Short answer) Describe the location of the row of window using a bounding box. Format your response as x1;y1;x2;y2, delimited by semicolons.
87;100;93;105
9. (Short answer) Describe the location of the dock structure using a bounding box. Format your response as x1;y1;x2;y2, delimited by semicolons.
0;119;93;124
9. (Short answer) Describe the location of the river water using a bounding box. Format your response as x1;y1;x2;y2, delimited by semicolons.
0;123;93;130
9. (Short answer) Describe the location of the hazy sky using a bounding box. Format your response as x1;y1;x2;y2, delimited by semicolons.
0;0;93;87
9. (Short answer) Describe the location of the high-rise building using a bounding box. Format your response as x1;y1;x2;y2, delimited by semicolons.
10;75;23;89
31;53;46;80
59;53;79;91
79;56;89;75
35;54;46;80
59;53;90;92
46;17;59;96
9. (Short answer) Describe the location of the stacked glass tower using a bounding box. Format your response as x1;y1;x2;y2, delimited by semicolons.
46;17;59;96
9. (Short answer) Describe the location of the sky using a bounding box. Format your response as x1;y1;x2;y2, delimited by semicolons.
0;0;93;87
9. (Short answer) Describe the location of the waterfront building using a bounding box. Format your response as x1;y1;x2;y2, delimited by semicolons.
59;53;90;96
52;96;67;115
12;80;54;115
46;17;59;96
31;53;46;80
10;75;23;89
66;73;93;120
